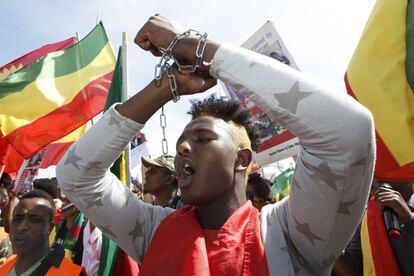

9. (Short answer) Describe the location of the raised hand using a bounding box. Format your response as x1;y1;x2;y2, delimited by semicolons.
167;65;217;96
135;14;220;73
134;15;184;57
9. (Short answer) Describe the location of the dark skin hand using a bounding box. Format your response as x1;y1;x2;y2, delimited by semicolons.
134;15;220;77
375;187;413;224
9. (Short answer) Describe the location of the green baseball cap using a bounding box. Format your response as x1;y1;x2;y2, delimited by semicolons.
141;154;175;175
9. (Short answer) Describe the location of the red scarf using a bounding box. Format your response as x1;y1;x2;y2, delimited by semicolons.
140;201;269;276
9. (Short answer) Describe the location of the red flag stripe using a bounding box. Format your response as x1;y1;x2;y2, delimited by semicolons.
3;71;113;158
0;38;75;71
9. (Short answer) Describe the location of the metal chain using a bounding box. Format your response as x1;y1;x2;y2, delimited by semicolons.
153;29;208;102
160;106;168;154
165;64;180;102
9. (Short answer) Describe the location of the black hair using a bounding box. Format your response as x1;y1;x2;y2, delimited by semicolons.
33;178;59;199
20;189;56;221
0;173;13;190
247;172;276;203
131;178;142;193
188;95;261;151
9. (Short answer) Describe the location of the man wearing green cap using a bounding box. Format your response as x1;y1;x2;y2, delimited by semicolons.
142;155;184;209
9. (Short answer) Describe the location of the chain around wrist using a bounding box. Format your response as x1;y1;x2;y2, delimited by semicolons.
153;29;208;102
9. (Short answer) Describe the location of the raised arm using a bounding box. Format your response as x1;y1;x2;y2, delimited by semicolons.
209;44;375;273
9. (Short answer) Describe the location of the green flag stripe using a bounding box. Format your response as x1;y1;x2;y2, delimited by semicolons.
98;235;119;276
0;22;109;97
407;0;414;93
106;47;124;179
104;47;123;111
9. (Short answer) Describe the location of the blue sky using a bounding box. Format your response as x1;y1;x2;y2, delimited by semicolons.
1;0;375;177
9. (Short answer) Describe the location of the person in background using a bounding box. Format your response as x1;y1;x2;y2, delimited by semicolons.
33;178;64;225
246;172;276;211
332;180;414;275
131;179;143;200
375;181;414;275
142;154;184;209
0;173;18;234
53;198;87;265
0;173;13;264
0;217;12;265
0;190;85;275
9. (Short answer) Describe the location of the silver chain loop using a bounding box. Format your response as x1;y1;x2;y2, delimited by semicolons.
153;29;208;102
165;64;180;102
160;106;168;154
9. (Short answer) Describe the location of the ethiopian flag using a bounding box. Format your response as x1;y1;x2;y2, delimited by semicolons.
98;47;139;276
345;0;414;181
271;167;294;201
0;22;115;159
361;199;402;275
0;37;78;173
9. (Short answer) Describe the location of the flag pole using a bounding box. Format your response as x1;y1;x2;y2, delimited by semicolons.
122;32;131;188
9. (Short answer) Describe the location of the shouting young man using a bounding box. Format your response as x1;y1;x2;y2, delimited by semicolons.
57;15;375;275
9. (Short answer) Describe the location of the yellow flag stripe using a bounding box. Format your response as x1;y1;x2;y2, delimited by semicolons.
51;124;86;144
0;42;114;136
361;213;376;276
347;0;414;165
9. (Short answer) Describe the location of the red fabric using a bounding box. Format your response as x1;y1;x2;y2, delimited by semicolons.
345;74;414;181
111;249;140;275
366;199;402;276
54;208;64;225
140;201;269;276
40;142;73;169
0;38;75;71
0;37;75;172
2;140;75;174
0;139;11;165
3;71;113;159
70;225;81;238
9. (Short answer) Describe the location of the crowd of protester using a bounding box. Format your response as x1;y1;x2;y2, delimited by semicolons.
0;14;412;276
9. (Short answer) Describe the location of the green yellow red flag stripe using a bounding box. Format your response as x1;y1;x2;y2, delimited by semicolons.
0;37;75;81
346;0;414;181
0;37;76;173
0;22;115;158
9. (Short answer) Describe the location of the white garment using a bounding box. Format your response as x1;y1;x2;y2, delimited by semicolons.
57;44;375;275
82;221;102;276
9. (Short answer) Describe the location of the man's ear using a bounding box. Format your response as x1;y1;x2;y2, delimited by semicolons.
235;148;252;171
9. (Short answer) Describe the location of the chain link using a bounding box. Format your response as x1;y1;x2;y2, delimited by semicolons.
160;106;168;154
165;64;180;102
153;29;208;101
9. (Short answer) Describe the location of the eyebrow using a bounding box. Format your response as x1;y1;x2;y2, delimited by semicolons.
176;128;216;144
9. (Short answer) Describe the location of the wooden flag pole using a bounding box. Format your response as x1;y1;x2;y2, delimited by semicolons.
122;32;132;188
